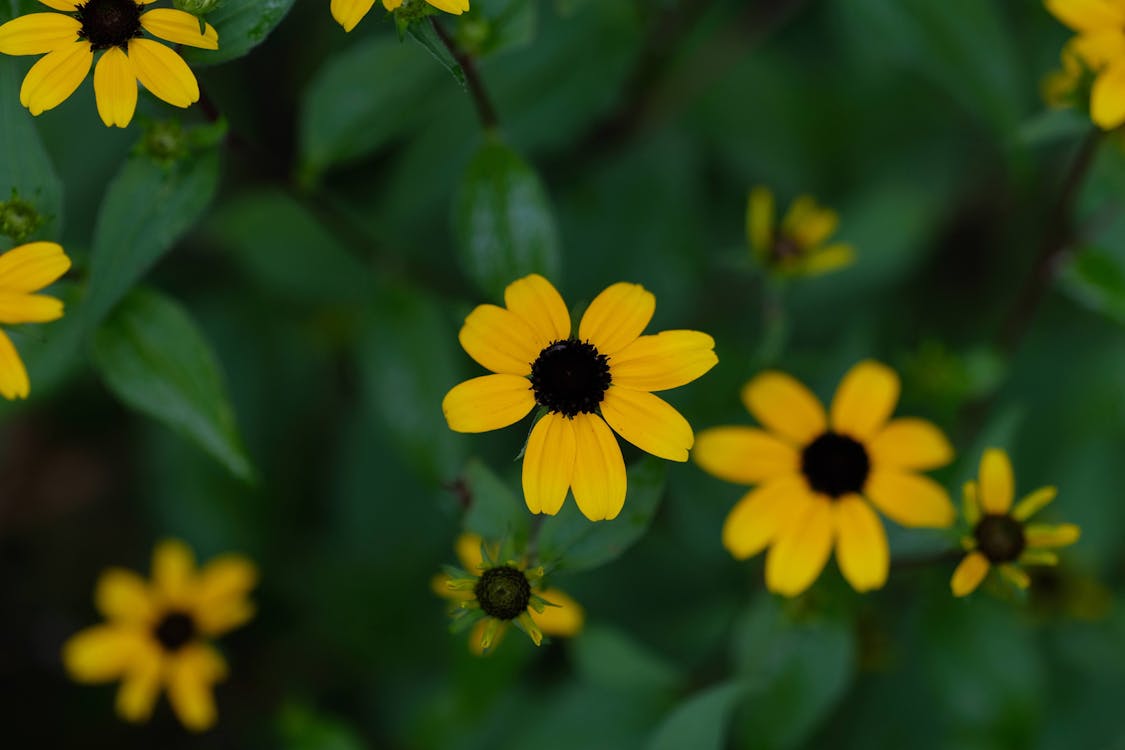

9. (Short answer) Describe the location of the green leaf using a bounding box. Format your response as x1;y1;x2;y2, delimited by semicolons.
181;0;296;67
91;287;254;482
85;149;221;325
458;458;530;543
538;457;665;573
572;625;680;693
647;681;747;750
1060;246;1125;326
1015;108;1091;149
408;19;467;88
279;703;369;750
453;136;561;297
457;0;538;59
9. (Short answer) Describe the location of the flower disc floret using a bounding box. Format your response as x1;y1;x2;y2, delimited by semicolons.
474;565;532;621
974;514;1026;564
530;338;611;417
801;431;870;497
152;611;197;651
77;0;143;50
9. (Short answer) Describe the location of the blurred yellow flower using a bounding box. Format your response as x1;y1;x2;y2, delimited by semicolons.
0;241;70;400
434;533;583;654
1045;0;1125;128
62;539;257;732
694;361;955;597
951;448;1080;597
331;0;468;33
0;0;218;128
746;186;855;277
442;273;717;521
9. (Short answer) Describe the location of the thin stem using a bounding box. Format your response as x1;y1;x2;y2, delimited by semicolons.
431;18;500;132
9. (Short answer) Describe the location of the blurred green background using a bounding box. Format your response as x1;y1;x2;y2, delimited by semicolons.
2;0;1124;747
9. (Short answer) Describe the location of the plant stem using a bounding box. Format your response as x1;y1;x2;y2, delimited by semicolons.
430;18;500;132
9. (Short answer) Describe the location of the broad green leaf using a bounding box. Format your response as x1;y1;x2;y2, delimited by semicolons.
1060;246;1125;326
572;625;680;693
458;459;530;543
85;148;221;325
279;703;369;750
1016;108;1091;149
181;0;296;67
453;136;561;297
92;287;254;482
647;681;747;750
538;457;665;573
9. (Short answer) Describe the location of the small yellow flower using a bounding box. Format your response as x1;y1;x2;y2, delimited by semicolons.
330;0;468;33
434;533;583;654
694;361;955;597
0;241;70;400
0;0;219;128
951;448;1080;597
1045;0;1125;128
442;273;718;521
746;186;855;277
62;539;257;732
1042;44;1089;109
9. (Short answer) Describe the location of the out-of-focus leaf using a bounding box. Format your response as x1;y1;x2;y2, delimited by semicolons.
572;624;680;693
1060;247;1125;326
92;287;254;482
538;457;665;573
459;0;537;59
181;0;295;66
647;681;747;750
408;19;466;88
1016;109;1091;149
279;703;369;750
458;459;529;543
453;136;561;297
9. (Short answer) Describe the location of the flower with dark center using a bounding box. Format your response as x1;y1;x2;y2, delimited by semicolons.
0;242;70;400
746;186;855;278
76;0;143;50
529;339;611;417
332;0;469;34
474;566;532;621
801;432;870;498
974;514;1025;563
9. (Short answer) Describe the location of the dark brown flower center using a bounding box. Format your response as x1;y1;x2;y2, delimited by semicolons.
801;431;870;498
529;338;611;418
770;234;804;265
153;611;197;652
974;514;1025;563
474;566;531;621
76;0;143;50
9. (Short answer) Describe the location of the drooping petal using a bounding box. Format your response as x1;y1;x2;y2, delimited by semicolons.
95;568;155;624
746;186;775;255
0;13;80;55
599;386;693;462
950;551;990;597
62;625;147;683
471;618;507;655
1025;523;1081;548
867;418;953;472
569;413;626;521
1091;60;1125;129
0;292;63;322
424;0;469;13
19;40;92;116
333;0;377;30
140;9;218;49
458;304;540;376
721;475;812;559
693;426;799;485
577;282;655;356
441;374;535;433
166;645;227;732
522;412;576;515
454;532;484;571
93;46;136;128
800;243;855;276
1013;486;1058;522
115;648;163;724
503;273;570;346
764;496;834;597
127;38;198;109
151;539;196;606
865;470;955;528
978;448;1014;514
532;588;584;638
740;371;826;445
1045;0;1125;33
0;242;70;292
608;330;717;392
833;495;889;592
829;360;900;441
0;329;30;400
999;564;1030;589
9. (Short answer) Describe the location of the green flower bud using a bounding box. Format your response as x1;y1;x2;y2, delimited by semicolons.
173;0;222;14
0;193;45;243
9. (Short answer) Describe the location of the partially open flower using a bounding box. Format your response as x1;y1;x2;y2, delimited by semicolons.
746;187;855;278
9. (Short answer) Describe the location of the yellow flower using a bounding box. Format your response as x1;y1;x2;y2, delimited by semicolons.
951;448;1080;597
0;0;218;128
442;273;718;522
694;361;955;597
0;241;70;400
434;533;583;654
62;539;257;732
330;0;468;33
1045;0;1125;128
1042;44;1088;109
746;186;855;277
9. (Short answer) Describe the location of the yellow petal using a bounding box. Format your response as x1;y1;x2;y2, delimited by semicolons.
469;618;507;655
740;371;827;445
95;568;155;624
195;599;254;636
441;374;534;433
93;46;136;128
0;329;30;400
62;624;147;683
152;539;196;606
1020;549;1058;566
799;243;855;276
334;0;376;29
865;469;955;528
1070;30;1125;68
1045;0;1125;32
166;645;227;732
0;292;62;323
382;0;403;10
425;0;469;13
1013;486;1057;522
721;474;811;559
0;242;70;292
746;186;775;254
454;532;484;571
522;411;576;515
608;330;717;392
829;360;900;441
1025;522;1081;548
999;564;1030;589
599;386;693;462
458;304;540;376
569;413;626;521
193;554;257;635
532;588;584;637
867;418;953;471
503;273;570;346
962;480;981;525
140;9;218;50
950;551;990;597
19;40;92;116
127;38;198;109
115;650;162;724
833;495;889;592
764;496;834;597
0;13;80;55
693;426;799;485
785;200;838;249
1091;60;1125;129
779;195;817;239
577;282;655;356
978;448;1014;514
36;0;79;10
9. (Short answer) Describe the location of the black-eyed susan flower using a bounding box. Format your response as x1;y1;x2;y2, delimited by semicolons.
694;361;955;597
1045;0;1125;129
0;241;70;400
0;0;218;128
442;274;717;521
951;448;1080;597
330;0;467;33
62;539;256;732
746;186;855;277
434;533;583;654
